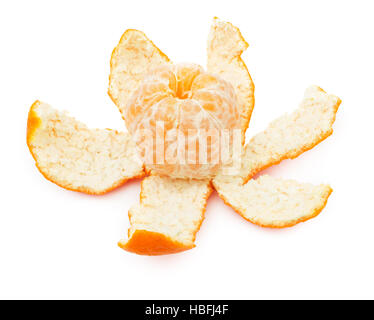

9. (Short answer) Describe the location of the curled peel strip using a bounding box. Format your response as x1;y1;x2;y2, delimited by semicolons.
109;29;171;120
119;175;212;255
27;101;144;195
207;17;255;137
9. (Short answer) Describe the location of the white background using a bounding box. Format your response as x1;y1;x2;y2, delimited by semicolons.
0;0;373;299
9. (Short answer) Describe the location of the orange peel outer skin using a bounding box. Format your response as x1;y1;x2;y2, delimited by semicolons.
27;101;145;196
118;230;194;256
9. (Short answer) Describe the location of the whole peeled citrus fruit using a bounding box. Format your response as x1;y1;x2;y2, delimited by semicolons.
124;63;241;179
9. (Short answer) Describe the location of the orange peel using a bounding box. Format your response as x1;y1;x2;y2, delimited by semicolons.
119;230;194;256
207;17;255;139
119;175;212;255
109;29;171;119
239;86;341;183
214;86;341;185
27;101;144;195
213;175;333;228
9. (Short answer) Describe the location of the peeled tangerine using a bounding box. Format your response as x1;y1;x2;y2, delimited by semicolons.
124;63;241;179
